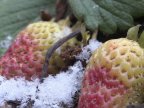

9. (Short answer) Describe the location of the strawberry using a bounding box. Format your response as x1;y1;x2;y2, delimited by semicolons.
78;38;144;108
0;20;78;80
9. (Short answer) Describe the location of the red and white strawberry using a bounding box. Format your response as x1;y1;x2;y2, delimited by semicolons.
0;20;78;80
78;38;144;108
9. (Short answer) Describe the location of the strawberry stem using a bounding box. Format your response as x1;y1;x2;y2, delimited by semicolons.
41;30;81;82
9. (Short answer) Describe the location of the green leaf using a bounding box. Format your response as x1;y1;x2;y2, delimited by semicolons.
0;0;56;56
126;25;144;48
138;31;144;48
68;0;144;34
126;25;140;41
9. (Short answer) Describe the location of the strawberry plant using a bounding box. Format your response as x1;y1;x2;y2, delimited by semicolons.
0;0;144;108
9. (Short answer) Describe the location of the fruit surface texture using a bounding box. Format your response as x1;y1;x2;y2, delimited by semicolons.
0;21;76;80
78;38;144;108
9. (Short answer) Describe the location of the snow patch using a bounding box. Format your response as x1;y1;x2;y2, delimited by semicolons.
0;36;13;49
76;39;101;61
0;62;84;108
0;77;38;105
34;61;83;108
93;4;99;9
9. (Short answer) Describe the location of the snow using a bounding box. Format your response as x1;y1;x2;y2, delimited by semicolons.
76;39;101;62
0;39;101;108
0;62;84;108
0;77;38;106
93;4;99;9
54;26;72;43
34;61;83;108
0;36;13;49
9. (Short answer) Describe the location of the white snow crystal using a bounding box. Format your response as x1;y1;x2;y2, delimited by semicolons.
0;62;84;108
76;39;101;61
93;4;99;9
34;61;83;108
0;78;38;105
0;36;13;49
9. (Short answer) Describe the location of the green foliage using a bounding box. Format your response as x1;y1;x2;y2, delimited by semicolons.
138;31;144;48
127;25;144;48
127;25;140;41
68;0;144;34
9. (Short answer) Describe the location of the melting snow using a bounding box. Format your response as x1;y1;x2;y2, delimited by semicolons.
93;4;99;9
0;36;13;49
0;62;84;108
0;39;101;108
34;61;83;108
76;39;101;62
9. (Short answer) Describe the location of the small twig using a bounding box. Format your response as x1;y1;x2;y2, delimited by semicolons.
41;30;81;82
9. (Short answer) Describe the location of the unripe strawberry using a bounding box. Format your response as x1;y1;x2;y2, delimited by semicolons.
78;38;144;108
0;21;78;80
